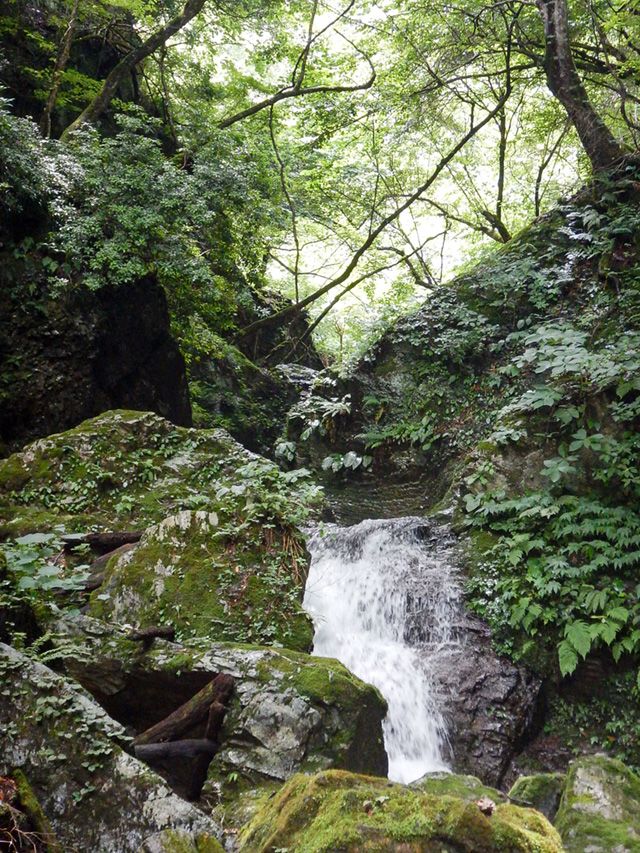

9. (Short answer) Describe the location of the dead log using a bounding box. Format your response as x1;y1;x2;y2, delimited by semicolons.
87;542;136;574
134;739;217;800
63;531;142;554
134;673;234;746
127;625;176;650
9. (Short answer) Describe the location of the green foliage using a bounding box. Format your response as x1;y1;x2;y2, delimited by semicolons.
1;530;89;595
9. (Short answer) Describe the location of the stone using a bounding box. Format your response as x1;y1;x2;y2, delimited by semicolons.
427;613;543;788
0;275;191;452
0;643;222;853
87;509;314;651
238;769;564;852
508;772;565;821
51;614;388;784
555;755;640;852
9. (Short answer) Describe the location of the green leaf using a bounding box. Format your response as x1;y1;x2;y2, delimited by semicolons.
558;640;578;677
565;620;592;658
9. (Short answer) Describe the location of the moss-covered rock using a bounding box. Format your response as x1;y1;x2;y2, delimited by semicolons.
413;770;506;804
51;614;388;787
88;509;313;650
0;410;322;647
0;643;222;852
508;773;565;821
238;769;564;852
0;409;321;536
555;755;640;852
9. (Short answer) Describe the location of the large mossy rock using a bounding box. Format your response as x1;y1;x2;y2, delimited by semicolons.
0;643;222;853
555;755;640;852
52;614;388;785
0;411;318;648
88;509;313;651
0;409;309;535
238;769;564;852
508;773;565;822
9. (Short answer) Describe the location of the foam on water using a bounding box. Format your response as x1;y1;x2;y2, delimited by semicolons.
304;517;460;784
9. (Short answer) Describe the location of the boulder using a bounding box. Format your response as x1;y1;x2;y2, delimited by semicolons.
51;615;389;785
508;773;565;822
0;276;191;452
88;509;314;651
0;643;223;852
413;770;507;804
238;769;564;852
555;755;640;852
0;412;319;650
432;614;543;787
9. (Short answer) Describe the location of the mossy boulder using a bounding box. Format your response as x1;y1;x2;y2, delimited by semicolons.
0;409;321;536
0;643;222;852
50;614;388;787
88;509;313;650
414;771;506;804
238;769;564;852
508;773;565;822
555;755;640;852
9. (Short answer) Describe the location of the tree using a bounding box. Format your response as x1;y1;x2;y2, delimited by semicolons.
60;0;208;140
536;0;625;171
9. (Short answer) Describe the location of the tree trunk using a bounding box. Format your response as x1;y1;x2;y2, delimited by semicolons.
537;0;624;171
60;0;206;141
40;0;80;138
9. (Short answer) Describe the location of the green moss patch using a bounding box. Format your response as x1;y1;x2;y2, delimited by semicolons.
238;769;564;852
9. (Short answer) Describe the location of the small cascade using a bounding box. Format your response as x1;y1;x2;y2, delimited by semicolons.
304;517;461;784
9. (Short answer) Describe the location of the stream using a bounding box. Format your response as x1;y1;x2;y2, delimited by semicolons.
303;517;461;784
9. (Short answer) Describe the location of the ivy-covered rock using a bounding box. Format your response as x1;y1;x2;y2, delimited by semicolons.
508;772;565;821
0;409;321;537
88;509;314;651
0;643;223;853
238;769;564;852
555;755;640;852
51;614;388;785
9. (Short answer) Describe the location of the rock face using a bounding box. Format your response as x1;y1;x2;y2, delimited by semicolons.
238;769;564;852
52;615;388;787
555;755;640;852
0;643;223;853
88;509;314;651
0;276;191;452
434;614;543;788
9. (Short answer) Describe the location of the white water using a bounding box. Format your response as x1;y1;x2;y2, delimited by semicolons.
304;517;461;784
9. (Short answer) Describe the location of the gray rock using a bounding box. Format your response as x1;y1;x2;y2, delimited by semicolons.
555;755;640;852
432;614;543;787
53;614;388;785
0;643;222;853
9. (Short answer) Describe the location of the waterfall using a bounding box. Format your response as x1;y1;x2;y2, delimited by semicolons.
304;517;461;784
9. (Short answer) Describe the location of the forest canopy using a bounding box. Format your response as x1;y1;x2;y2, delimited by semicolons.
1;0;638;361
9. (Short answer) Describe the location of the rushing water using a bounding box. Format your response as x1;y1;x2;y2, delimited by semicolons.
303;517;461;784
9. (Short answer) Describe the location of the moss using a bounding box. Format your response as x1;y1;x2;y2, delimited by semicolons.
555;756;640;852
153;829;224;852
508;773;564;821
238;770;563;852
414;771;505;804
88;511;313;650
11;768;63;853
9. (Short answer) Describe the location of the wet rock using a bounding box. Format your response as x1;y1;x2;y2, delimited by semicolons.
433;614;543;788
0;276;191;452
238;768;564;852
508;772;565;821
0;643;222;853
555;755;640;852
